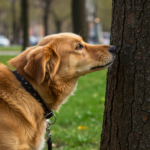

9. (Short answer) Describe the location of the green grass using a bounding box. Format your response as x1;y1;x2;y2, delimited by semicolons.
0;45;21;51
0;55;107;150
0;55;16;70
49;71;107;150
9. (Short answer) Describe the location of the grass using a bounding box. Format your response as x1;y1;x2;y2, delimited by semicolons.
0;45;21;51
0;55;107;150
0;55;16;70
49;71;107;150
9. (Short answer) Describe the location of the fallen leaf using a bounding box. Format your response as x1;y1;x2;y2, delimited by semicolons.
78;126;88;130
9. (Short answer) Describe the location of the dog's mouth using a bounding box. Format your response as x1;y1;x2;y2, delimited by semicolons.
90;62;113;70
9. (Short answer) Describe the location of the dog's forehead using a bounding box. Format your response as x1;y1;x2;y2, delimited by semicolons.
38;33;83;46
57;33;82;39
52;33;83;42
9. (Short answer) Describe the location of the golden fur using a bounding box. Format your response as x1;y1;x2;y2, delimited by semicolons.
0;33;115;150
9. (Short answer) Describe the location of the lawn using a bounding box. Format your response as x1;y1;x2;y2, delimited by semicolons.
0;55;107;150
0;45;21;51
0;55;16;70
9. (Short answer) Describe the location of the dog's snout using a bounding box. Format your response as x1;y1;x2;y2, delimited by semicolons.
109;46;116;54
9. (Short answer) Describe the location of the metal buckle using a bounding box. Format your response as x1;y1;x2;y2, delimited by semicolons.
47;111;56;125
46;112;56;142
45;111;53;118
46;120;51;142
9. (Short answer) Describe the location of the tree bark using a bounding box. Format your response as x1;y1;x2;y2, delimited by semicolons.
72;0;88;42
21;0;29;51
100;0;150;150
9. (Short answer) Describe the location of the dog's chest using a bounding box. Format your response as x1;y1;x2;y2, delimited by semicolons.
37;135;45;150
34;121;46;150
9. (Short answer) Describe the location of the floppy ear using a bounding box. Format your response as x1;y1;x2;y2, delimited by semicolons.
24;45;60;84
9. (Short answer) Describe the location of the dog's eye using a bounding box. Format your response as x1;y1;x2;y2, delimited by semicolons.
75;44;83;50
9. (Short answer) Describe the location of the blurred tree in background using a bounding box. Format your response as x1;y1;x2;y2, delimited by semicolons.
0;0;112;49
33;0;53;36
43;0;53;36
21;0;29;50
50;0;71;33
11;0;20;44
72;0;88;42
0;1;11;37
98;0;111;31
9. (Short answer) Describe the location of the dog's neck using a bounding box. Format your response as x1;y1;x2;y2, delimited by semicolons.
31;76;79;111
8;47;79;111
12;66;79;111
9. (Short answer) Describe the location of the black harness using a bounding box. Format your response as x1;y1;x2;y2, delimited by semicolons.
13;70;54;150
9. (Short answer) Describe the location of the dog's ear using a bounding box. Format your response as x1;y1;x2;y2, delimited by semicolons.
24;45;60;84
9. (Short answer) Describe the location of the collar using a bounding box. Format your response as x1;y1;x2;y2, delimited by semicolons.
13;70;53;119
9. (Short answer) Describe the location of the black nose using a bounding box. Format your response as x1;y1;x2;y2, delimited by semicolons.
109;46;116;54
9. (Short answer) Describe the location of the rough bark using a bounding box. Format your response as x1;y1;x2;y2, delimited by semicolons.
21;0;29;51
72;0;88;42
100;0;150;150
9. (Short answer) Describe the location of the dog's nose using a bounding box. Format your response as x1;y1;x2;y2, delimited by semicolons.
109;46;116;54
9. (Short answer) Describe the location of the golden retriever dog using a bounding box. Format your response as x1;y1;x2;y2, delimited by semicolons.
0;33;115;150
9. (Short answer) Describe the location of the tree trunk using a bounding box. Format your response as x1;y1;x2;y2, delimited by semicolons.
100;0;150;150
72;0;88;42
55;20;61;33
11;0;20;45
50;10;62;33
12;1;16;44
43;0;52;36
21;0;29;51
3;22;8;38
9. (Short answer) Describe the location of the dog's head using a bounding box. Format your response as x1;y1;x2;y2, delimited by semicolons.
9;33;115;85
